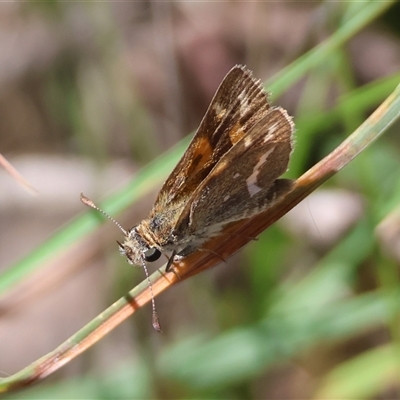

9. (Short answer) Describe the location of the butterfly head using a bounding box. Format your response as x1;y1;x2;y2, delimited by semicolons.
118;227;162;266
80;193;162;266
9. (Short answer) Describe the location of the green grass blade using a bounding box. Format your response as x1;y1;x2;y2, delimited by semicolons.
267;0;395;98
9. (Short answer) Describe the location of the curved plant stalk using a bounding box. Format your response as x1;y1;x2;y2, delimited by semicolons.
0;80;399;393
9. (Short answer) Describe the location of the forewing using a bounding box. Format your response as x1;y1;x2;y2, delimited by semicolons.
174;107;294;239
153;65;271;207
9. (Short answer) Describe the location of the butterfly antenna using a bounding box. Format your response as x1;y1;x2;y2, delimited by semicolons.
141;259;162;332
80;193;127;235
81;193;161;331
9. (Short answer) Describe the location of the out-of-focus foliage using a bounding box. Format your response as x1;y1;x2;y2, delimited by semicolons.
1;1;400;399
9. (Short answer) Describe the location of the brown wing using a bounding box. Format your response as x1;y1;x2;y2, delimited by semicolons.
153;65;271;206
173;107;294;241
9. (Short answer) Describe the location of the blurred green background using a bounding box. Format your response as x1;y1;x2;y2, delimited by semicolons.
1;1;400;399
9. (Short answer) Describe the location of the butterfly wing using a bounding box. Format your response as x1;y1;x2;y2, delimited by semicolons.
152;65;271;208
172;107;294;249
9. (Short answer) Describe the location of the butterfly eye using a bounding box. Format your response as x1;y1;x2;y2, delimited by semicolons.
144;248;161;262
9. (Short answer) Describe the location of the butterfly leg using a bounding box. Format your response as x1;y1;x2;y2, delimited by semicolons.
165;250;178;272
